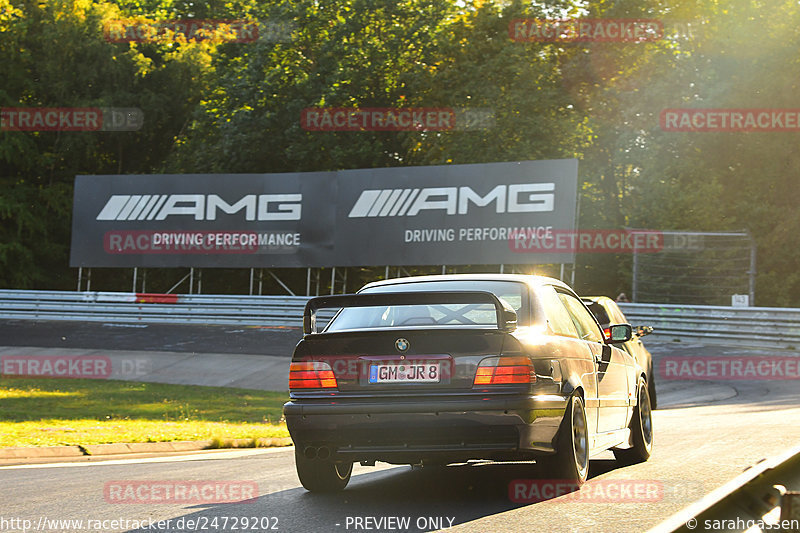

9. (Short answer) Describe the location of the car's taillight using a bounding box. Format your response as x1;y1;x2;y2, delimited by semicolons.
289;361;338;389
603;327;612;340
473;356;535;385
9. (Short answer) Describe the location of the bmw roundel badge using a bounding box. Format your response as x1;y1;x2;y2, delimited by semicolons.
395;338;410;352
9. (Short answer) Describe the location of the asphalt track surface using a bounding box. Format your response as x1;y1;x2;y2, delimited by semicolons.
2;320;800;532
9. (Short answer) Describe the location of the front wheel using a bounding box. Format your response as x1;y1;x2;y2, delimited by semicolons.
614;377;653;465
545;393;589;485
295;447;353;492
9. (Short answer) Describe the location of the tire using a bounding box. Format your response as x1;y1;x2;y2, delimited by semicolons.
545;393;590;486
614;377;653;465
648;371;658;410
294;447;353;493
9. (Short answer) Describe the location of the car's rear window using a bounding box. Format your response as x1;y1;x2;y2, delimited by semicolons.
584;301;611;327
324;280;527;332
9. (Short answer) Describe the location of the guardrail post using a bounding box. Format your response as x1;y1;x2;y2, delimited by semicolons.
749;233;757;305
632;246;639;302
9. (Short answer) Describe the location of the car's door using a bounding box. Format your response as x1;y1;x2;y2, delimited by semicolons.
558;291;631;433
537;286;600;438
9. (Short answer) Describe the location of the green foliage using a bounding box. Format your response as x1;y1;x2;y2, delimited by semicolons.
0;377;289;446
2;0;800;305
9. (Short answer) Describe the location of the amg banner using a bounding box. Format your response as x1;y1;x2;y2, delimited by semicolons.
70;159;578;268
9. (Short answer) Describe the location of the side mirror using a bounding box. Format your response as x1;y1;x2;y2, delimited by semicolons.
501;308;518;331
606;323;632;344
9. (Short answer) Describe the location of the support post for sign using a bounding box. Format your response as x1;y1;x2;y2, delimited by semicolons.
141;269;147;293
330;267;336;295
189;268;194;295
315;269;321;296
132;268;138;293
258;269;264;296
342;268;348;294
748;232;757;306
559;263;564;282
166;271;191;294
86;268;92;291
500;264;504;274
306;268;311;296
77;267;82;291
442;265;446;275
197;269;202;294
385;266;390;280
632;246;639;303
249;268;254;296
266;269;295;296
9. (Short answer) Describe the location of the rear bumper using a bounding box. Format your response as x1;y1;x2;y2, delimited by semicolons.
283;394;568;463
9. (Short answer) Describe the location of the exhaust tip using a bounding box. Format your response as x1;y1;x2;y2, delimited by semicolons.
317;446;331;460
303;446;317;460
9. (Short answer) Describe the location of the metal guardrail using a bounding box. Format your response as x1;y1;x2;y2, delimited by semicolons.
0;289;314;327
619;303;800;349
619;302;800;349
1;290;799;348
650;443;800;532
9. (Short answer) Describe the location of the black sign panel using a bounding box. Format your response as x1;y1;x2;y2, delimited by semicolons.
70;173;336;268
70;160;578;268
335;160;578;266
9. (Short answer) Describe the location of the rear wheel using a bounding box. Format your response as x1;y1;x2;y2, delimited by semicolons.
546;393;589;485
648;362;658;410
614;377;653;465
295;447;353;492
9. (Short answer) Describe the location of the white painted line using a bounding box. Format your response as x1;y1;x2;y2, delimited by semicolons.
0;446;294;470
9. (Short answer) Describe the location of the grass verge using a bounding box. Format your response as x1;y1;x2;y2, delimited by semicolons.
0;377;290;448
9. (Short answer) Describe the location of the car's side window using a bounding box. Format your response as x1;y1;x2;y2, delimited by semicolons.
538;286;580;338
558;291;605;343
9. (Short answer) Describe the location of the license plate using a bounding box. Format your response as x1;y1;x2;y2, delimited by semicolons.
368;363;441;383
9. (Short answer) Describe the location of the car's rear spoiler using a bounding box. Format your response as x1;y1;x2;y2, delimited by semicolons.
302;291;518;334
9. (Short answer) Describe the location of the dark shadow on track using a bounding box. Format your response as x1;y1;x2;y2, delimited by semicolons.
124;458;626;533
